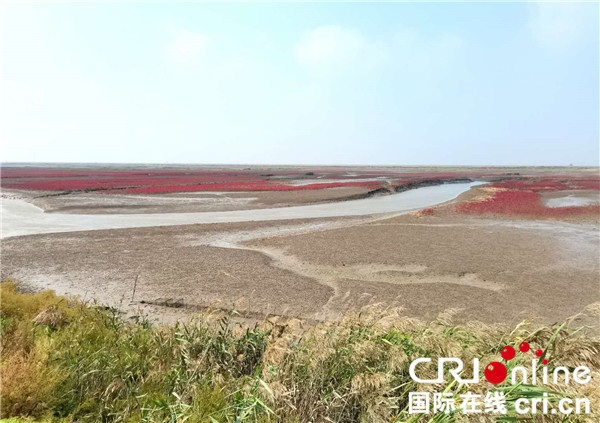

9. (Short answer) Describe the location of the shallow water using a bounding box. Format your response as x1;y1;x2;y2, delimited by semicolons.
545;196;598;208
1;182;480;238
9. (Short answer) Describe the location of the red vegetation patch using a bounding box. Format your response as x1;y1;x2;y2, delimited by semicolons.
0;168;389;193
458;191;540;214
490;180;568;192
570;179;600;190
457;187;600;217
490;178;600;192
1;176;263;191
0;169;284;179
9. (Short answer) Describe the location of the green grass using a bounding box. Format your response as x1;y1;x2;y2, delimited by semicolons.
1;281;598;422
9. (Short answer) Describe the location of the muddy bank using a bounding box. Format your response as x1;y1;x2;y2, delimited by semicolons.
33;186;376;215
338;177;476;202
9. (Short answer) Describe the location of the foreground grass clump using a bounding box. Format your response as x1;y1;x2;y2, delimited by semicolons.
1;281;599;422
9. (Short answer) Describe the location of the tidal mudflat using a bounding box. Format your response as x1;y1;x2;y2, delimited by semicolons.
2;165;598;326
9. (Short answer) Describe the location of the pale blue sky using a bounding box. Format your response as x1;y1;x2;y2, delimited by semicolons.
1;2;598;165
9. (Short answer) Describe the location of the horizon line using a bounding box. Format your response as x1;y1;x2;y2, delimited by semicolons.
1;162;599;169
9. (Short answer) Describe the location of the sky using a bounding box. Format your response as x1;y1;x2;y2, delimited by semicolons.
1;1;598;166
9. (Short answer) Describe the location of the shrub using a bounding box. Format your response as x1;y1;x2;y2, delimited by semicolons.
1;282;598;422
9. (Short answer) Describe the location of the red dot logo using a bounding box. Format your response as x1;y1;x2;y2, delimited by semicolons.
535;349;543;357
484;362;507;384
519;342;530;353
501;345;515;360
542;359;548;365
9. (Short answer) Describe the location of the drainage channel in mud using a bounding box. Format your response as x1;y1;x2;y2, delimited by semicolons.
177;205;505;320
